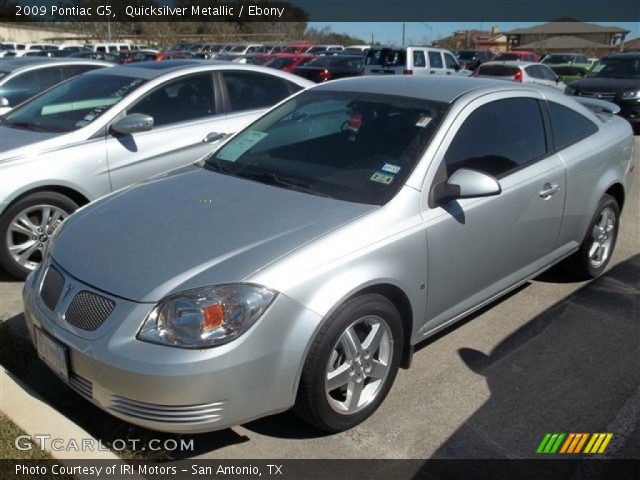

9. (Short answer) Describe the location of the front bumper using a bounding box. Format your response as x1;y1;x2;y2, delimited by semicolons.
22;260;322;433
618;99;640;124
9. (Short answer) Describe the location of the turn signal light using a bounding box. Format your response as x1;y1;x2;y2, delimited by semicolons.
513;70;523;82
403;69;413;75
203;303;225;331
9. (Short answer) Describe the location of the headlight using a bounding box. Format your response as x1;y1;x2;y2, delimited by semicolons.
621;90;640;100
565;86;577;95
137;284;276;348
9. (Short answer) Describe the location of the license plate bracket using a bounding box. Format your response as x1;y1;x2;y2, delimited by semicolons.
35;328;69;381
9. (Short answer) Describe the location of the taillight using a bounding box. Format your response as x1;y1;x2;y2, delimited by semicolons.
403;69;413;75
318;69;331;81
513;70;523;82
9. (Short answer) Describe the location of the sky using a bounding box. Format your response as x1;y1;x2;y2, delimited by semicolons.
308;22;640;45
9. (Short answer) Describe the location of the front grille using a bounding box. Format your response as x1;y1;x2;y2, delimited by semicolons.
64;291;115;331
69;373;93;399
40;266;65;311
109;396;226;424
580;90;616;101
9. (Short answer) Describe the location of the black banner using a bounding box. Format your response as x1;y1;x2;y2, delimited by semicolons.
2;459;640;480
1;0;639;23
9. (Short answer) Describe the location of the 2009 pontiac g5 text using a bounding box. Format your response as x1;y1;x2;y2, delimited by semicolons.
23;76;635;433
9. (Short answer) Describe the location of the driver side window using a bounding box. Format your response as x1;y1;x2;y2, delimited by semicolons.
443;98;547;178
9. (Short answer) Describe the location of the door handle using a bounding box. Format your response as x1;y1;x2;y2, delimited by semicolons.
539;183;560;198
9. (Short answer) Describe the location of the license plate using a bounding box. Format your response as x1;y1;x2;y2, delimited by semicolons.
35;328;69;381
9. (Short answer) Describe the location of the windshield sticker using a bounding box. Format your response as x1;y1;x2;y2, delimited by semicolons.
217;131;268;162
42;98;120;116
370;171;395;185
381;163;401;174
415;114;432;128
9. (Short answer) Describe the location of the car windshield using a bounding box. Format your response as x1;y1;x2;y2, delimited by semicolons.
542;55;575;64
495;53;519;61
206;90;447;205
3;74;146;132
586;57;640;79
457;51;478;60
305;56;363;69
230;45;247;52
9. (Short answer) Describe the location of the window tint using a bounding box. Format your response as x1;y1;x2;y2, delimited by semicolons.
576;55;589;63
548;102;598;150
222;71;291;112
540;65;558;81
444;53;458;69
60;64;103;78
525;65;544;79
443;98;547;178
128;73;215;127
428;52;443;68
0;67;64;106
413;51;426;67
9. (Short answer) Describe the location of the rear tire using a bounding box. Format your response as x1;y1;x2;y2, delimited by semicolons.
294;294;403;432
560;194;619;280
0;192;78;279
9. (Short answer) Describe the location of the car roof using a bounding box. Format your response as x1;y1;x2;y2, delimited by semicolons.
481;60;540;67
605;52;640;59
83;59;213;79
0;57;108;72
312;75;518;103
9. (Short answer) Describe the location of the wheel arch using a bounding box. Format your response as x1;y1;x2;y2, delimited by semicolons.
604;182;625;213
3;184;91;214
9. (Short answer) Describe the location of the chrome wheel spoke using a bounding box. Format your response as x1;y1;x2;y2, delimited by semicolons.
15;241;39;263
16;213;39;234
39;206;52;229
9;239;36;254
588;242;600;259
361;322;383;353
346;379;364;410
341;327;362;360
367;359;388;380
326;362;352;391
9;221;34;237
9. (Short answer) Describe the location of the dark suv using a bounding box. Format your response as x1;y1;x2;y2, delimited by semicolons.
456;50;494;71
564;52;640;132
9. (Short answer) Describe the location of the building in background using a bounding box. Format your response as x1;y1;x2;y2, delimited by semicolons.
506;21;629;57
433;26;508;52
624;37;640;51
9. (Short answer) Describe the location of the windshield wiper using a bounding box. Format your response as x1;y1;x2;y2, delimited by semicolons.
3;120;57;132
235;169;332;198
203;157;235;174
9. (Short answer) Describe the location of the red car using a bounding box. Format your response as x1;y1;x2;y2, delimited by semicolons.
280;44;315;54
494;50;539;62
264;54;316;73
155;51;190;61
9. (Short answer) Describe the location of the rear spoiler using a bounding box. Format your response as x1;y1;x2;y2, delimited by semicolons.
574;97;620;115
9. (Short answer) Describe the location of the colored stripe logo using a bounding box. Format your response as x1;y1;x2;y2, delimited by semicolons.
537;433;613;454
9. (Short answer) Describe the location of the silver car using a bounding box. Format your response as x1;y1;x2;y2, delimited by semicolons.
0;60;312;278
0;57;111;115
475;61;567;90
23;76;635;433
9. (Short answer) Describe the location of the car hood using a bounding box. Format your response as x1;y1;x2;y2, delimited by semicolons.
572;76;640;93
0;125;66;162
52;166;375;303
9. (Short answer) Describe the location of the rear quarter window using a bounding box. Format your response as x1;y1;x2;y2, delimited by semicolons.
548;102;598;150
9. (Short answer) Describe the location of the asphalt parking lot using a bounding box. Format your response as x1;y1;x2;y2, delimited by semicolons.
0;136;638;461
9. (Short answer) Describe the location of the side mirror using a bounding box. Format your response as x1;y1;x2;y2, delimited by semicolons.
202;131;228;144
454;64;461;71
111;113;154;135
556;76;563;83
433;168;501;204
0;98;9;107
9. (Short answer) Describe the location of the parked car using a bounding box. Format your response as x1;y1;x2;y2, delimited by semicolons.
455;50;495;71
22;76;634;434
230;53;276;65
541;53;590;65
364;46;462;76
83;43;133;53
564;52;640;132
225;44;266;56
0;61;312;278
68;51;118;62
548;64;591;83
475;61;566;89
281;44;315;54
25;50;74;58
0;58;110;115
292;55;364;82
494;51;539;62
305;45;344;54
264;54;315;73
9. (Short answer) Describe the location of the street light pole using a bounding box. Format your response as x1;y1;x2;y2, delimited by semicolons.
402;22;406;46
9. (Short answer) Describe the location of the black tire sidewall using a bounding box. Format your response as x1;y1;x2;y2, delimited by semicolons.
582;195;620;278
0;192;78;279
301;294;403;432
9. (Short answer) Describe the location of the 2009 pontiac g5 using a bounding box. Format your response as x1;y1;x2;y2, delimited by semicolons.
23;76;635;433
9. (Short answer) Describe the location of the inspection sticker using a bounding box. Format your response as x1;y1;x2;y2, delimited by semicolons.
370;171;395;184
415;114;432;128
217;131;267;162
381;163;402;174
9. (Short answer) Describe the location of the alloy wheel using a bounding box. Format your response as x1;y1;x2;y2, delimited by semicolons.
588;207;616;269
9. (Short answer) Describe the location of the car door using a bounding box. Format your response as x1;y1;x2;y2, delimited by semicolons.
220;70;303;133
412;50;429;76
106;71;227;190
443;52;460;75
427;51;445;75
419;93;567;334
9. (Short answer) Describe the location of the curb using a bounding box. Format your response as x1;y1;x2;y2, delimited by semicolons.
1;366;119;461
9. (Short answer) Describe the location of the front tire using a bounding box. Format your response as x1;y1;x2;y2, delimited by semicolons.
0;192;78;279
561;194;620;280
294;294;403;432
